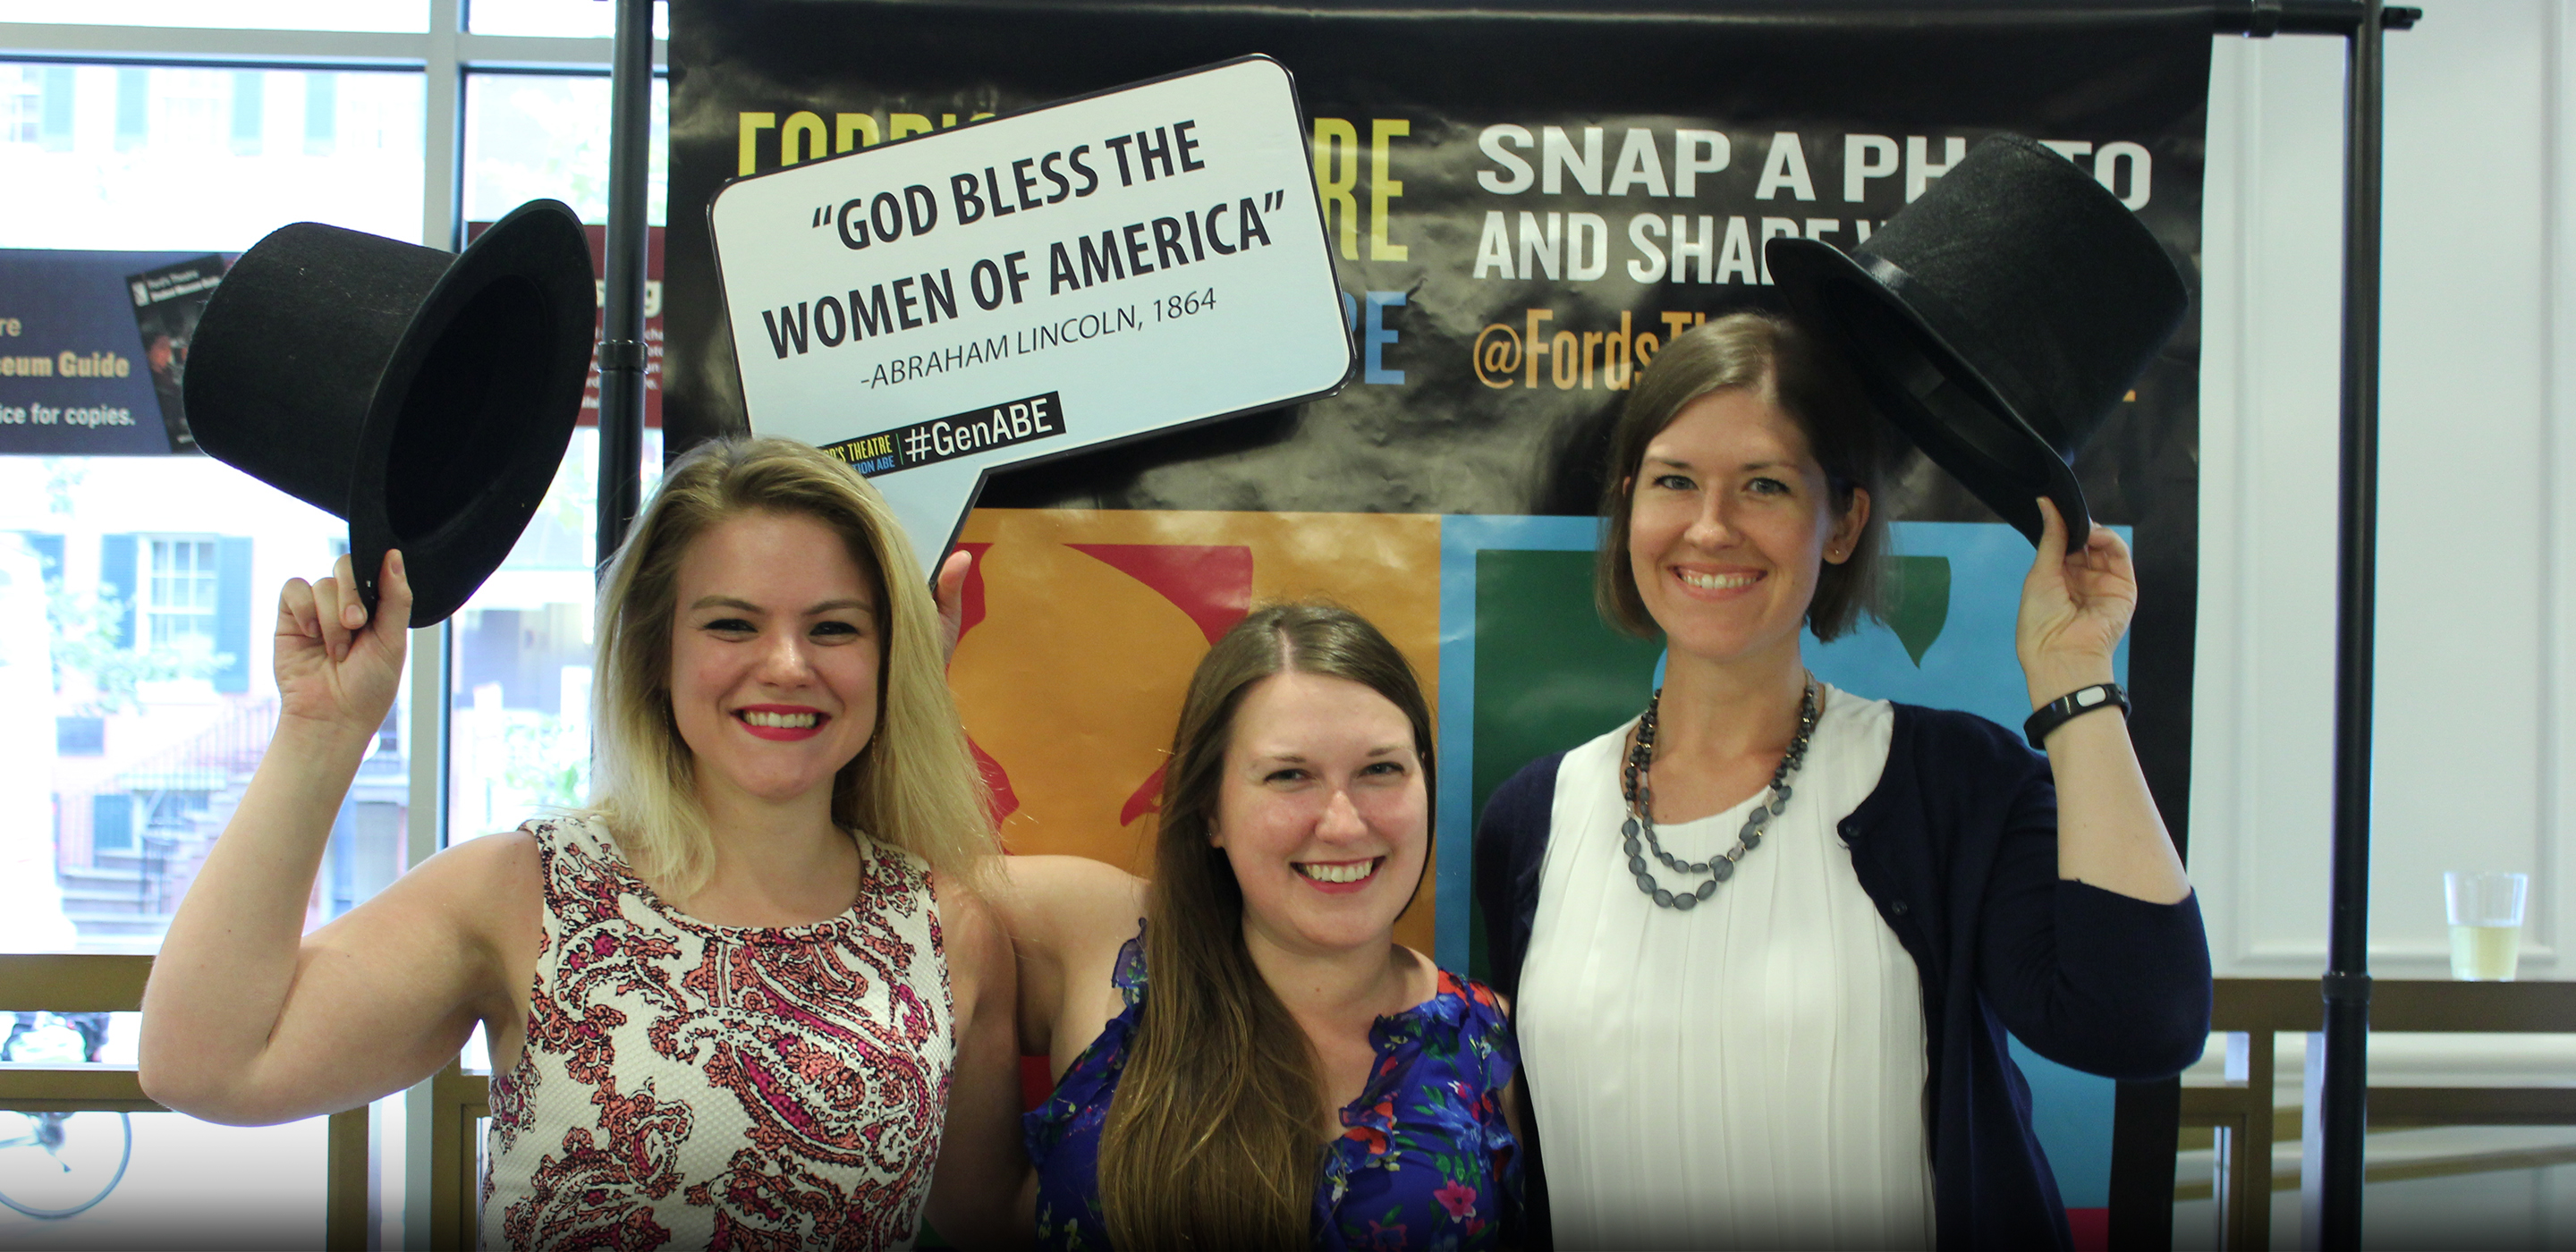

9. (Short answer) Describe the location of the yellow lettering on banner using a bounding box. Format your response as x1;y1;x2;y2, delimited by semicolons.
52;351;129;378
781;112;827;166
890;113;934;140
1524;308;1552;390
1369;119;1409;261
739;112;776;175
1605;311;1635;390
1311;118;1360;259
836;113;879;153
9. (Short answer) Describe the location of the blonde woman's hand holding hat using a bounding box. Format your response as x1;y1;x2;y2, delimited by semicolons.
275;548;412;740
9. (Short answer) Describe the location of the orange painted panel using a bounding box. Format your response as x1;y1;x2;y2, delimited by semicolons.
949;508;1442;955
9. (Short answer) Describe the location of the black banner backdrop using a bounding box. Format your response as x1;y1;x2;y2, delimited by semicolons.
667;1;2211;1240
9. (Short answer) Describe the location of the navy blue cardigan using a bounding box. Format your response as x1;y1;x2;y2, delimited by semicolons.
1475;702;2211;1251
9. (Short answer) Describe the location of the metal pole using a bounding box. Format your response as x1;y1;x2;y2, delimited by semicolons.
596;0;654;571
2313;0;2385;1245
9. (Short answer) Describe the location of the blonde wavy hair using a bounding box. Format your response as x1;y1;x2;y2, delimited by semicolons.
583;436;995;897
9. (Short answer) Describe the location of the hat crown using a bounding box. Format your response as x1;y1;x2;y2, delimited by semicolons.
1854;134;2186;448
179;200;597;623
185;224;457;515
1767;132;2189;543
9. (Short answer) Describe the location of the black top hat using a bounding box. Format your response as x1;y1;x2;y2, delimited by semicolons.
183;199;597;625
1767;133;2188;546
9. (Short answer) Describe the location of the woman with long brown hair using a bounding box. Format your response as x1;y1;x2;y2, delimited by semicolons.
1000;602;1521;1250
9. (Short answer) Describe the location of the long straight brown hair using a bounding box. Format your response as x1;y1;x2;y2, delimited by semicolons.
1097;602;1436;1251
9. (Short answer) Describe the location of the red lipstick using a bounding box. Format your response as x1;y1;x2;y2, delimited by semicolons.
734;704;828;741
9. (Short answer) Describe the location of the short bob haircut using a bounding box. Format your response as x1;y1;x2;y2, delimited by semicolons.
584;436;995;897
1596;311;1892;643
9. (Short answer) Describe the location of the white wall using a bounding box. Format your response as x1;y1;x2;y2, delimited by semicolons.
2192;0;2573;979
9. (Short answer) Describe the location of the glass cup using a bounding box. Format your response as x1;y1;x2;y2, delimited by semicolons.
2445;871;2530;981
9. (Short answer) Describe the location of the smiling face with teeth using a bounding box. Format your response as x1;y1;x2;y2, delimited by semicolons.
667;510;884;814
1626;386;1869;669
1208;669;1430;959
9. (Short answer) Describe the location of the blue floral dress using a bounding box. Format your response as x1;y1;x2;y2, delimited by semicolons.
1024;926;1523;1251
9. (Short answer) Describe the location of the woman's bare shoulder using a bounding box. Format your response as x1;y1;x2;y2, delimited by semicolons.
370;826;545;960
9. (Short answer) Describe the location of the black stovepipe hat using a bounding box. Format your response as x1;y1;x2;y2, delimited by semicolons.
183;199;597;625
1767;133;2190;546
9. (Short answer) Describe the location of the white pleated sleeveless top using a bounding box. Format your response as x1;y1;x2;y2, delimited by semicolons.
1515;685;1934;1250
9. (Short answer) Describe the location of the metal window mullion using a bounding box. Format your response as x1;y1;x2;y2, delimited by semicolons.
0;23;649;72
402;4;466;1249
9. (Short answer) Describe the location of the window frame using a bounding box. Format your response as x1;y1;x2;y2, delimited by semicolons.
0;9;666;1246
140;534;219;655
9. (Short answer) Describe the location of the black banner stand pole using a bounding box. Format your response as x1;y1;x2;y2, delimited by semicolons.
2314;0;2386;1245
2207;4;2407;1249
597;0;655;570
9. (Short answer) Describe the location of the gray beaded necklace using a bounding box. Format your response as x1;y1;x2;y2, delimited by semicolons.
1620;676;1821;909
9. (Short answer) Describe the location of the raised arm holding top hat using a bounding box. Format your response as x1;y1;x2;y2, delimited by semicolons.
133;206;1023;1249
1475;135;2212;1250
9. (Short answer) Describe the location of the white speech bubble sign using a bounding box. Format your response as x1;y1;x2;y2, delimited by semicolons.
710;55;1354;577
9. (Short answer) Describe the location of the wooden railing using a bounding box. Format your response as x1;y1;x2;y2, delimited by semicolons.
0;954;368;1248
2185;977;2576;1249
432;1062;489;1248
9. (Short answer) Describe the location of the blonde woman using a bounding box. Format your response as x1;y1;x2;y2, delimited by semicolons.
140;438;1021;1249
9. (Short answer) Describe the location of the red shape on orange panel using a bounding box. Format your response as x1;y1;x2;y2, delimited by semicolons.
1021;1054;1053;1112
2066;1208;2106;1252
1067;544;1255;644
1071;544;1255;828
1119;762;1168;827
952;543;1017;822
953;542;996;641
971;738;1020;823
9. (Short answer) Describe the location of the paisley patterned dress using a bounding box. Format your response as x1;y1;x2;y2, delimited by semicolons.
1024;926;1522;1251
481;816;953;1251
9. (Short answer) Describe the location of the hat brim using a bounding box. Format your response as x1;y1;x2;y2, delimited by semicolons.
1767;236;2087;547
345;199;597;625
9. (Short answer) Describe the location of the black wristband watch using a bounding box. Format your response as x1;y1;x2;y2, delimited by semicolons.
2023;682;2129;750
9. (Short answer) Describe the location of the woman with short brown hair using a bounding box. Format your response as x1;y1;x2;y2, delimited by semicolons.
1478;312;2208;1249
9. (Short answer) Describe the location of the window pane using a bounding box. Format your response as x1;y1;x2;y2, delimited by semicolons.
449;68;665;830
464;72;667;227
0;63;425;250
467;0;668;40
0;459;402;954
0;0;428;33
447;428;661;844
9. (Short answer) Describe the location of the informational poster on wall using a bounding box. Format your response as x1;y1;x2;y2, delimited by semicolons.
0;250;235;455
465;221;666;428
665;2;2213;1237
